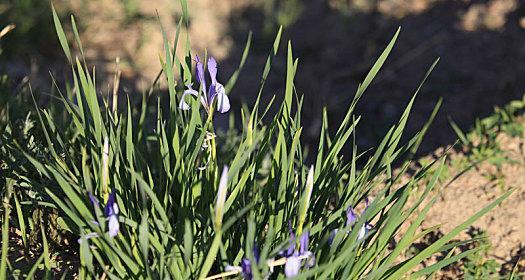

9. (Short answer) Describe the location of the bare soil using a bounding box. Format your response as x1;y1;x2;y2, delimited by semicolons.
409;128;525;276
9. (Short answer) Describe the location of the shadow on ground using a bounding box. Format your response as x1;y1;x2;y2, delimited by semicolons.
222;0;525;156
2;0;525;157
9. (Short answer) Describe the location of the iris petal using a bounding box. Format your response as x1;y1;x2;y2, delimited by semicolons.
105;191;116;216
346;207;357;227
241;259;252;280
284;255;301;278
179;87;199;110
208;57;218;85
299;231;309;255
108;214;119;237
195;55;206;94
358;223;373;241
214;83;230;113
304;251;316;268
88;192;99;207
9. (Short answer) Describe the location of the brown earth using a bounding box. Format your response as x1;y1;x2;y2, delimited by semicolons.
4;0;525;155
422;132;525;263
405;127;525;277
53;0;525;156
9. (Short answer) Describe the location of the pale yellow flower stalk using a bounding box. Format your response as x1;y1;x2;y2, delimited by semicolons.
215;166;229;229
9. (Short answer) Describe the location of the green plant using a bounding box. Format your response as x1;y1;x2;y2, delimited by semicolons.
463;228;500;280
0;1;514;279
450;96;525;168
261;0;303;34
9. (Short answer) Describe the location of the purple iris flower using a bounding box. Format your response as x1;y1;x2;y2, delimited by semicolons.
346;207;357;227
283;229;315;278
240;243;260;280
241;259;252;280
358;222;373;241
329;199;374;245
104;191;120;238
284;256;301;278
179;55;230;114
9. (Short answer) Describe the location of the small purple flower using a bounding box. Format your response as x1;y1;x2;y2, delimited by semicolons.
179;55;230;114
240;242;260;280
284;255;301;278
282;229;315;278
241;259;253;280
346;207;357;227
105;191;119;237
330;199;374;245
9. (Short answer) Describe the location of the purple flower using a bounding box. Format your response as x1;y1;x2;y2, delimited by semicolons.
179;56;230;114
358;222;373;241
284;255;301;278
282;229;315;278
346;207;357;227
299;230;309;255
330;199;374;245
105;191;119;237
241;259;253;280
240;243;260;280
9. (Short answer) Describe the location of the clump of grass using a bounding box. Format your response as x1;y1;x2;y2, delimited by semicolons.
450;96;525;167
0;1;514;278
462;228;500;279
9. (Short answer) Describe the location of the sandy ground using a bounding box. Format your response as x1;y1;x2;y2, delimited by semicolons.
5;0;525;156
423;135;525;262
408;129;525;276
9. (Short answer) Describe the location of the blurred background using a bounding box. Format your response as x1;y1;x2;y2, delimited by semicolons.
1;0;525;154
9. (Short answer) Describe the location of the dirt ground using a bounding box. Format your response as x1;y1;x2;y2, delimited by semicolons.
423;133;525;263
3;0;525;154
406;127;525;276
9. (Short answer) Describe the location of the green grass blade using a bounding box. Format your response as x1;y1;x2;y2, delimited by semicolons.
0;185;12;279
52;3;72;63
384;189;514;280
